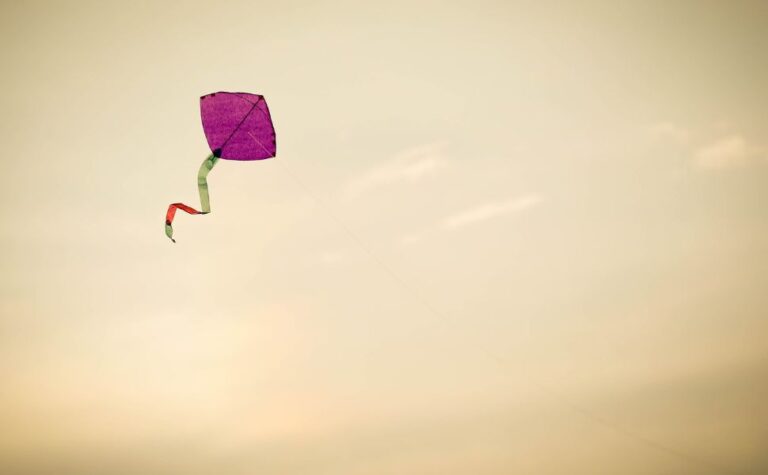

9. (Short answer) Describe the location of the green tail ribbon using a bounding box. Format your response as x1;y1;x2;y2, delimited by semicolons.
165;154;219;242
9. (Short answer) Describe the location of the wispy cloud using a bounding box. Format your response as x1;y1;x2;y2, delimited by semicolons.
649;122;690;144
694;135;761;170
648;121;766;171
345;142;446;196
319;250;344;265
441;194;542;230
397;232;426;247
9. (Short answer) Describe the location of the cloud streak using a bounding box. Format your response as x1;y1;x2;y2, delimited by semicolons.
649;122;690;144
694;135;761;170
345;142;446;196
648;121;767;170
441;194;542;230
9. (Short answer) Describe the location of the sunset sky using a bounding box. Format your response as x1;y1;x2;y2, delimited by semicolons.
1;1;767;474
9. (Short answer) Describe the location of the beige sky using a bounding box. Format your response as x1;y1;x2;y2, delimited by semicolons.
1;1;767;474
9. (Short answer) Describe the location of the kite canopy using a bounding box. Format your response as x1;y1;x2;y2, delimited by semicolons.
200;92;277;161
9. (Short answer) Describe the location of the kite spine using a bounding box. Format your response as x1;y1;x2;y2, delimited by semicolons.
164;154;219;242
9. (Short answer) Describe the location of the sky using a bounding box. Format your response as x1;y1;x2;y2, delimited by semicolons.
1;1;767;474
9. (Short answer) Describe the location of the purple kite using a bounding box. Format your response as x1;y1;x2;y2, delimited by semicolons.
165;92;276;242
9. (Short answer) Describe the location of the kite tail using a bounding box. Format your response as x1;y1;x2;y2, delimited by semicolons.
165;154;219;242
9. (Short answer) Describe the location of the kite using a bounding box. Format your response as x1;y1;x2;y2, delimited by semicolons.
164;92;276;242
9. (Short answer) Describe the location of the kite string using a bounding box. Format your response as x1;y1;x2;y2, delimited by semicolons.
165;154;219;243
274;158;740;475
